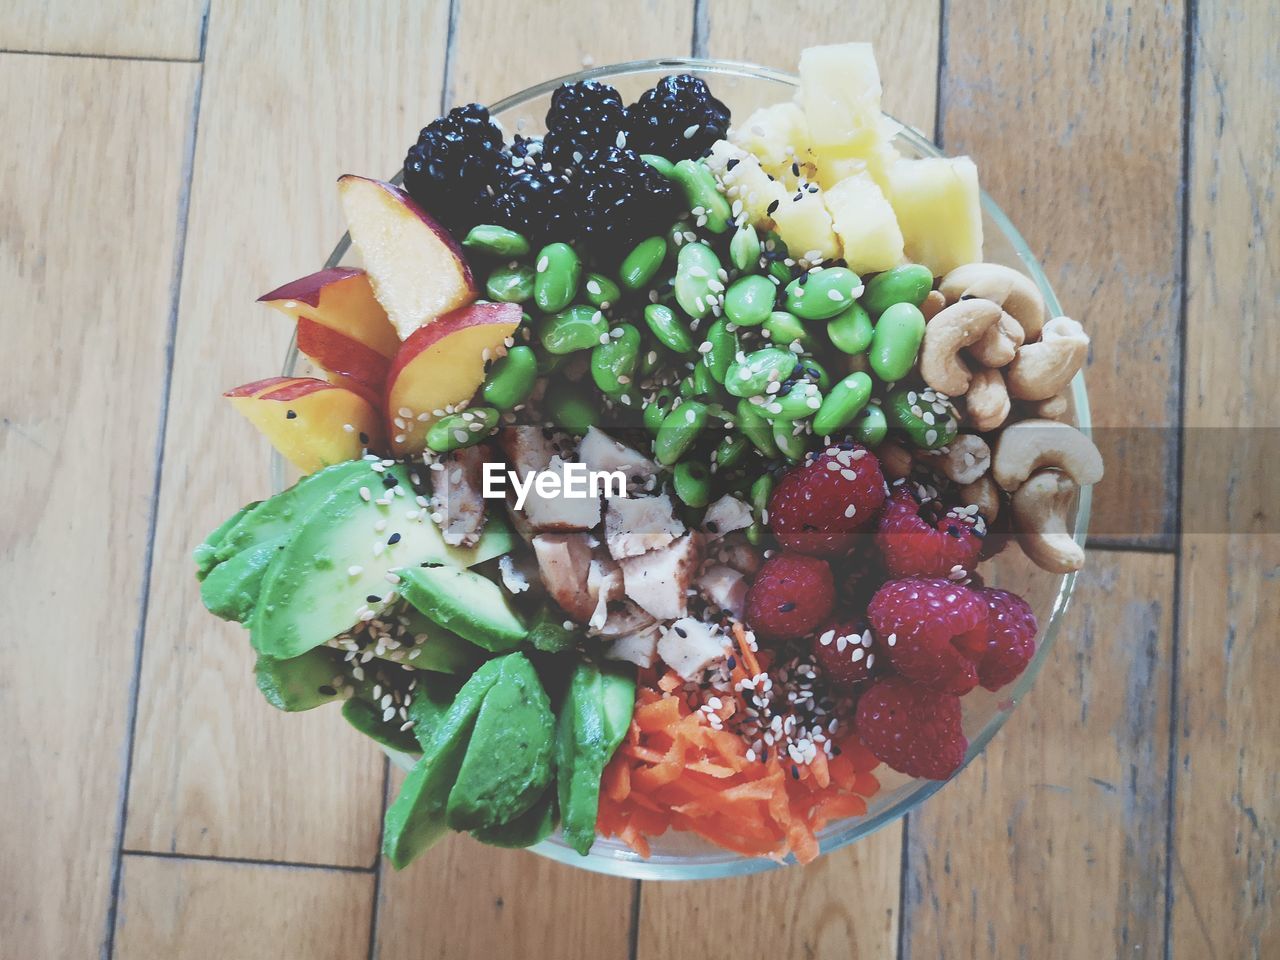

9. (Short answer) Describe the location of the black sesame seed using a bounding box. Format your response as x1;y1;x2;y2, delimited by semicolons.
366;595;382;603
359;432;370;444
382;475;399;488
388;533;402;545
318;685;337;696
285;410;297;420
726;157;740;171
791;161;800;177
766;199;780;215
779;601;796;613
674;626;688;638
791;765;800;780
706;521;720;533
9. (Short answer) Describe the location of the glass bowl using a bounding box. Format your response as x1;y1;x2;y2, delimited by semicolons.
276;58;1091;880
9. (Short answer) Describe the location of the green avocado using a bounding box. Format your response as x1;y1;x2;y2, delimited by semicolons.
446;653;555;831
397;565;528;653
200;534;289;622
254;646;349;711
194;503;257;580
341;697;420;754
525;606;578;654
471;789;557;848
394;607;483;675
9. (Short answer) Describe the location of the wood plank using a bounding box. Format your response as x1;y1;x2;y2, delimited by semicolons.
112;855;373;960
901;552;1175;958
0;0;205;60
940;1;1185;548
124;0;449;865
1172;0;1280;955
0;54;197;960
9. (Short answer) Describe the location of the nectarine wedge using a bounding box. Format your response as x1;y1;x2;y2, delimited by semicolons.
295;317;388;406
258;267;400;358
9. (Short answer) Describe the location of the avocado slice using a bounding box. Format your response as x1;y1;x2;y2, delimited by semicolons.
200;533;289;622
445;653;555;831
392;607;483;675
472;790;557;848
557;661;637;855
254;646;349;711
382;658;507;868
342;697;420;754
526;606;578;654
398;565;527;653
194;503;257;580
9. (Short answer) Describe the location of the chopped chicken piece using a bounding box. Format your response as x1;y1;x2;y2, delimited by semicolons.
531;533;595;622
578;426;657;489
605;493;685;560
498;427;600;531
497;425;575;474
604;623;663;668
619;532;705;621
429;446;488;547
523;456;603;532
590;599;656;638
657;618;731;681
586;554;625;630
697;565;749;620
711;531;763;576
700;495;753;541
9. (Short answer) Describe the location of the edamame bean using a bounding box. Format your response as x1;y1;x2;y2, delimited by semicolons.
723;275;776;327
544;379;597;434
884;385;960;450
868;302;927;383
763;310;818;353
736;399;780;457
673;461;712;508
768;259;794;286
674;242;723;320
672;159;732;234
643;303;695;354
784;266;863;320
862;263;934;315
811;372;873;437
481;345;538;410
758;379;823;422
772;418;810;462
462;224;529;257
639;343;662;377
729;222;762;272
533;242;582;313
701;319;738;382
725;348;799;399
640;154;678;179
851;403;888;447
795;357;831;391
485;263;535;303
583;272;621;309
644;387;676;435
591;324;640;396
714;433;750;471
654;400;709;466
684;361;727;403
666;219;692;257
426;406;500;453
618;236;667;290
746;473;775;546
827;302;874;354
539;305;609;354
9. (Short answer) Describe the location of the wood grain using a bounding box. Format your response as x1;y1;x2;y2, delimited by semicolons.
0;54;197;960
1171;1;1280;956
112;854;373;960
0;0;205;60
124;0;449;865
901;552;1175;958
941;1;1185;547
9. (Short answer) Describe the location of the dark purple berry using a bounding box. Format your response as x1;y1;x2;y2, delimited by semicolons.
542;80;628;169
402;104;505;231
626;75;730;161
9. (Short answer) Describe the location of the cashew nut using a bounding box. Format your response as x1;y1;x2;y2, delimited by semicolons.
878;439;915;480
1026;393;1070;421
1011;469;1085;573
920;289;947;321
991;418;1104;491
1005;316;1090;401
940;263;1048;341
920;433;991;485
967;311;1026;368
919;298;1003;396
958;474;1001;522
963;367;1012;432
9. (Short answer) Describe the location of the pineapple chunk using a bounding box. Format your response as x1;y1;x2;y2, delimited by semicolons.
732;102;813;178
813;118;902;191
771;185;841;262
823;173;905;274
706;140;787;224
797;43;883;157
885;156;984;275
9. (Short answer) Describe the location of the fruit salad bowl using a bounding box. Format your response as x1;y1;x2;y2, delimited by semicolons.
274;58;1092;880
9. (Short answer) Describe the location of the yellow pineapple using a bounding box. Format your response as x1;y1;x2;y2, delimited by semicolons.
823;173;905;274
732;102;813;178
885;156;984;275
771;184;842;262
796;43;883;157
706;140;788;224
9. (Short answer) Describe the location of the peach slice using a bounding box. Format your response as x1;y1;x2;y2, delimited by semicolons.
337;175;476;340
385;302;522;454
258;267;400;359
294;316;388;406
225;376;384;473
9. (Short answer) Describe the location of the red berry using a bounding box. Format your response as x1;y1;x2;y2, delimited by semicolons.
867;578;990;694
767;444;887;558
855;675;968;780
744;552;835;641
811;616;878;691
976;588;1038;690
875;484;983;578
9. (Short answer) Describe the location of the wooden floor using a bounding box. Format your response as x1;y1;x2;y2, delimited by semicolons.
1;1;1275;957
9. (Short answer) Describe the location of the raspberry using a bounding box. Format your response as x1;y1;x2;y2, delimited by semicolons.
976;588;1038;691
875;484;983;578
812;616;878;691
867;578;989;695
767;443;887;558
855;676;968;780
744;552;835;641
626;75;730;161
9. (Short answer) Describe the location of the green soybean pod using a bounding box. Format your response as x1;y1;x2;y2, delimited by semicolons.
758;380;823;422
644;387;676;435
426;406;500;453
655;400;709;466
723;275;777;327
811;371;873;437
583;272;621;309
640;154;678;179
724;347;800;399
462;224;530;258
533;242;582;313
485;263;535;303
544;379;598;434
638;343;663;378
794;356;831;391
701;318;738;382
736;399;780;457
642;303;695;354
768;259;794;286
827;301;874;354
868;302;927;383
851;403;888;447
481;345;538;410
539;305;608;355
674;241;723;320
591;324;641;396
750;473;774;517
784;266;862;320
729;222;762;272
673;159;732;233
685;361;728;403
771;418;809;462
618;236;668;291
884;385;960;450
673;461;712;508
714;433;750;471
861;263;934;315
763;310;818;353
665;219;692;258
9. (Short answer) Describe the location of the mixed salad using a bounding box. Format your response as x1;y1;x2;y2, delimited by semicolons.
196;43;1103;867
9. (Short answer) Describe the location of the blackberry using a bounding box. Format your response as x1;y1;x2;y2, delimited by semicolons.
573;146;678;256
626;75;730;161
403;103;506;231
491;137;574;241
542;80;627;169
